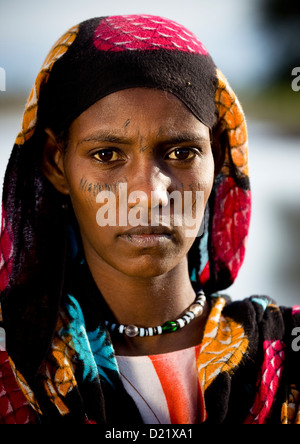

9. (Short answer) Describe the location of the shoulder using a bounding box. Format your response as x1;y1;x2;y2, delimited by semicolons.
209;293;300;344
219;293;299;324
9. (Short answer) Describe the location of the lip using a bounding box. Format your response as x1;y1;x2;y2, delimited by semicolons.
121;225;173;236
118;225;174;247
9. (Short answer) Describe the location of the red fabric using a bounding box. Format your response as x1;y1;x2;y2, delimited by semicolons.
0;349;37;424
149;346;203;424
211;177;251;283
244;340;285;424
199;261;210;286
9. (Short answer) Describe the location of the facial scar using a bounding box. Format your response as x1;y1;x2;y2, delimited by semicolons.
123;119;131;129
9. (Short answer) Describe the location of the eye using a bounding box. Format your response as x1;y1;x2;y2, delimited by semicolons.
166;147;197;161
93;149;121;163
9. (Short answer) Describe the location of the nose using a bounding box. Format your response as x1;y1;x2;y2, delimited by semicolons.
127;161;172;211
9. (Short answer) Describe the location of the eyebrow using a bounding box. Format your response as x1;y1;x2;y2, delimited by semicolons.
161;133;210;145
77;131;130;147
76;129;210;148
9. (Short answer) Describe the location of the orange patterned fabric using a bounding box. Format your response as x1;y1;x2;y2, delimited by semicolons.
215;69;249;178
281;384;300;424
8;357;41;415
36;311;78;416
16;25;78;146
197;297;248;392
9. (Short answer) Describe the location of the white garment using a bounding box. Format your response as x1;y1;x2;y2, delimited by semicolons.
116;344;204;424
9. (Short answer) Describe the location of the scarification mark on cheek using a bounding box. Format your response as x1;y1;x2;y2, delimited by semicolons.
93;183;103;196
80;177;87;191
79;177;129;197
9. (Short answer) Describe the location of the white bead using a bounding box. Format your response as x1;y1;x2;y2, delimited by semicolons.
148;327;154;336
125;324;139;337
119;325;125;334
185;310;195;320
156;326;163;335
177;318;185;328
139;328;145;337
196;298;205;307
183;315;191;324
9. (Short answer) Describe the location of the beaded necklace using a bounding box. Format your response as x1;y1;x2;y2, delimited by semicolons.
104;290;206;338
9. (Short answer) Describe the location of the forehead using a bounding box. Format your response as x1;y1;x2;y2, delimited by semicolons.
69;88;210;140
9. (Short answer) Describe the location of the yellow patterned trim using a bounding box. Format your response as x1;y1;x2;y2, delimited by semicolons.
197;296;249;392
38;311;78;416
215;69;249;178
16;25;78;146
281;384;300;424
8;357;42;414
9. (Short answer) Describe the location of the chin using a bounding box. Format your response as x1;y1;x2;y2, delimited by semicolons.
116;256;180;279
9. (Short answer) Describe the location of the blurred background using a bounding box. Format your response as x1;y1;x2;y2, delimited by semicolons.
0;0;299;313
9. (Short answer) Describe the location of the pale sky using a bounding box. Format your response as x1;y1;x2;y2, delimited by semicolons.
0;0;273;94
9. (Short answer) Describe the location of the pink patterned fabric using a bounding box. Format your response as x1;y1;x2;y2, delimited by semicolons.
93;15;208;54
292;306;300;315
244;340;285;424
0;207;13;292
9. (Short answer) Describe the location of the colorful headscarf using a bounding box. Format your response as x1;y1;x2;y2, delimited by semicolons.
0;15;250;379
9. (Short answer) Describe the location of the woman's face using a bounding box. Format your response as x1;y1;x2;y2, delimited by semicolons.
54;88;215;277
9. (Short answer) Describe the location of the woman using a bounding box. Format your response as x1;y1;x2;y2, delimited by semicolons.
0;14;299;424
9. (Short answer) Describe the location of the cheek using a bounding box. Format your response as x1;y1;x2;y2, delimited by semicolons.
200;155;215;201
70;190;99;245
69;185;118;259
64;171;123;254
63;162;101;235
184;158;214;233
171;159;213;240
68;176;97;217
201;169;214;205
182;156;215;202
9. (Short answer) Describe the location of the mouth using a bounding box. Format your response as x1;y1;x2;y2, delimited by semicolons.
118;225;174;247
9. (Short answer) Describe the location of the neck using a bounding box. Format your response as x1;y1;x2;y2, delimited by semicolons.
83;247;207;356
87;254;195;325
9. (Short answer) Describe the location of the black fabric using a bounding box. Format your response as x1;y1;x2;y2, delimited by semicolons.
38;18;218;135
